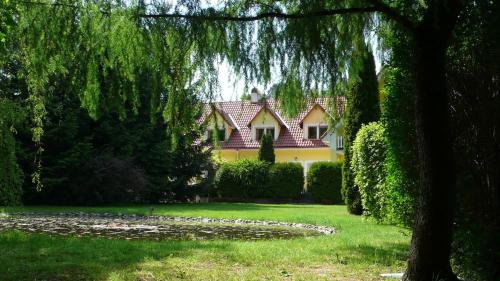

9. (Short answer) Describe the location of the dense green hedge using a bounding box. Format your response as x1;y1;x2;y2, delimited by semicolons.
215;160;304;200
268;162;304;199
306;161;343;203
351;122;387;221
215;159;270;198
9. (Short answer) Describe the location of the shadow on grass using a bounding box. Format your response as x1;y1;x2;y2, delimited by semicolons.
347;242;408;266
0;231;233;281
314;241;409;266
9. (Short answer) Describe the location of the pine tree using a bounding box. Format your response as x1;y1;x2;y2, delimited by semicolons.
258;133;275;164
341;42;381;215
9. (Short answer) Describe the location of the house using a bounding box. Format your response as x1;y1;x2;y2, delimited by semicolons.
202;88;346;176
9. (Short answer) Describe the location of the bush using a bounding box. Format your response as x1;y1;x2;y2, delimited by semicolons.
307;161;343;203
215;159;270;198
351;122;387;221
268;162;304;199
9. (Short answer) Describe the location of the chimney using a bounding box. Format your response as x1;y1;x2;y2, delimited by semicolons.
250;87;262;103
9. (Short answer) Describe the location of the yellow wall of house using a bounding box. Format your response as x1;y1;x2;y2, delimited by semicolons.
250;109;281;140
207;111;232;140
213;148;334;163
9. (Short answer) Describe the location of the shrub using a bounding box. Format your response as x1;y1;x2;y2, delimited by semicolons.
351;122;387;221
268;162;304;199
307;161;343;203
215;159;269;198
258;133;275;164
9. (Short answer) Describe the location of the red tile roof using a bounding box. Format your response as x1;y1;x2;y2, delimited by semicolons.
202;97;345;149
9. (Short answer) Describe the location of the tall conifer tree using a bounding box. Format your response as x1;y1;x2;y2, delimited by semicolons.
258;133;275;164
341;42;381;215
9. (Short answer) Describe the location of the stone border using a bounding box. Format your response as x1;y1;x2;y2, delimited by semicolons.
4;212;336;235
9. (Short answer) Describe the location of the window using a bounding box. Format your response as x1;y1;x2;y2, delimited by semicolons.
336;135;344;150
207;128;226;142
254;127;275;141
256;128;264;141
307;125;329;140
307;126;318;140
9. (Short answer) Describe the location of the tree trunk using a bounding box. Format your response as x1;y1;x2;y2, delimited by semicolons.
403;25;458;281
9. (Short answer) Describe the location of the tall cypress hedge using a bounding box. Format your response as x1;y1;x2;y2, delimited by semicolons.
380;28;419;226
341;42;381;215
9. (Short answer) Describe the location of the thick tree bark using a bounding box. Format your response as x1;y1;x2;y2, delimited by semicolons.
403;25;458;281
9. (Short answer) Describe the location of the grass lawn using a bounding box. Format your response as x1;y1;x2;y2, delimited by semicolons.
0;203;410;280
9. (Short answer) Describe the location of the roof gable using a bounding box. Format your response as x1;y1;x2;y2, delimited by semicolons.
246;103;288;129
299;103;330;128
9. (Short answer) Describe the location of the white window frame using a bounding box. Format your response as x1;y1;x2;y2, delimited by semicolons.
306;124;329;140
253;125;277;141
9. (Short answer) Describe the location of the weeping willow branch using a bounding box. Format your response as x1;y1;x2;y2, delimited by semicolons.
18;0;415;31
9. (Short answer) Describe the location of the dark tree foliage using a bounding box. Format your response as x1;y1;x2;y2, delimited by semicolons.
19;95;210;205
0;99;24;206
342;42;380;215
258;133;275;164
166;133;213;202
8;70;210;205
447;1;500;280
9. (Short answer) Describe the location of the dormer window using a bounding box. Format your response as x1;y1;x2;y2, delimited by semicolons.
307;125;328;140
207;128;226;142
255;127;275;141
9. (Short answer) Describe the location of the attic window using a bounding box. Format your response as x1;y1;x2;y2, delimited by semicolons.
307;125;328;140
255;127;275;141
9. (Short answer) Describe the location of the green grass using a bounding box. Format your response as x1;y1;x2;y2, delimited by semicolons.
0;203;410;280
